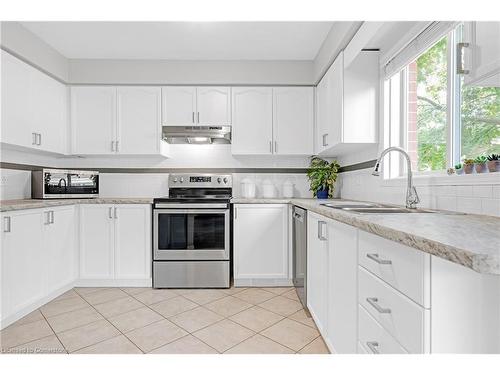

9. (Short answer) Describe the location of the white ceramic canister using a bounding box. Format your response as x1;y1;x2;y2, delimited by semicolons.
240;178;256;198
261;179;276;198
282;179;295;198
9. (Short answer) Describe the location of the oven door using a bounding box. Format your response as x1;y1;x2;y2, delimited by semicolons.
153;208;230;261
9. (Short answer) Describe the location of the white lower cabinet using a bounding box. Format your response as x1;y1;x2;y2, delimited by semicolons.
79;204;151;286
233;204;290;286
307;212;329;335
307;211;358;353
1;206;76;329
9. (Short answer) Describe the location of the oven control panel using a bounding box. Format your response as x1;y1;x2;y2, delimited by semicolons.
168;174;232;188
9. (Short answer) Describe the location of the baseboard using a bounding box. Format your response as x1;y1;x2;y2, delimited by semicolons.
233;278;293;287
306;302;336;353
74;278;152;287
1;282;74;330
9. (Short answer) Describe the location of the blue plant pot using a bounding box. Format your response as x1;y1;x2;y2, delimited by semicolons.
316;188;329;199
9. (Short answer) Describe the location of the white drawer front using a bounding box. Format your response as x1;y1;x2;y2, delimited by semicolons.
358;266;429;353
358;304;408;354
358;230;430;307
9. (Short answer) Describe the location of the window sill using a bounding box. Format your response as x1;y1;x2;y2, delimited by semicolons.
382;172;500;187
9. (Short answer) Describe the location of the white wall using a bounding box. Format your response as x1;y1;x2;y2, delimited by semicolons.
0;169;31;200
0;22;69;81
69;59;314;85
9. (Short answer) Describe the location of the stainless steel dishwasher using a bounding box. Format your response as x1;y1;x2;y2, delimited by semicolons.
292;206;308;310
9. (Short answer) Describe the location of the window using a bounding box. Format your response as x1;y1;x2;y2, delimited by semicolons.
384;23;500;178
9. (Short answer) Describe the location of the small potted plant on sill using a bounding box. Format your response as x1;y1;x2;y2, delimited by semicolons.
474;155;488;173
463;159;475;174
454;163;464;175
307;156;340;199
487;154;500;173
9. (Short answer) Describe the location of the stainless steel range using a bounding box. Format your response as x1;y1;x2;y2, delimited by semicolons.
152;174;232;288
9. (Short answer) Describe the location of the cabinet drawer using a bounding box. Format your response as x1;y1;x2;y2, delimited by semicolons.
358;267;429;353
358;230;430;307
358;304;407;354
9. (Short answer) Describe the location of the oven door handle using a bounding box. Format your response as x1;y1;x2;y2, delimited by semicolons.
154;203;228;209
154;208;229;214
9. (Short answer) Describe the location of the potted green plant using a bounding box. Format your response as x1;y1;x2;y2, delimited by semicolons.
487;154;500;172
463;159;475;174
306;156;340;199
474;155;488;173
454;163;463;175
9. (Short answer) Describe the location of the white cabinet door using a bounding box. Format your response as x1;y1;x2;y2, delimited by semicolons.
196;87;231;125
1;210;45;319
315;75;328;153
32;72;68;154
464;22;500;86
117;87;162;154
71;86;116;155
1;51;34;148
233;204;289;284
307;212;329;334
45;206;76;293
325;53;343;148
79;205;114;279
273;87;314;155
114;205;151;280
231;87;273;155
327;220;358;353
161;86;197;126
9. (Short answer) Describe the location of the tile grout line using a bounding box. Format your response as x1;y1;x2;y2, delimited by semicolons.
38;308;69;354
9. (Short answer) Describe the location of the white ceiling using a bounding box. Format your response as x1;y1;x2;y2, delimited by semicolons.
20;22;334;61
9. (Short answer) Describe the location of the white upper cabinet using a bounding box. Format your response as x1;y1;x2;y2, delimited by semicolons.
71;86;117;155
1;51;68;154
197;87;231;125
316;51;379;156
72;86;168;156
232;87;314;155
232;87;274;155
161;86;197;126
117;87;162;155
463;22;500;87
273;87;314;155
161;86;231;126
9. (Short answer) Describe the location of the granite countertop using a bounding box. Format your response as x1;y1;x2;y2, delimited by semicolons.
232;197;500;275
0;198;153;212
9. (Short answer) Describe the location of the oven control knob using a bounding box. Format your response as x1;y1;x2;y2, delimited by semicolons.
173;178;177;183
223;177;228;184
180;177;184;183
217;177;222;184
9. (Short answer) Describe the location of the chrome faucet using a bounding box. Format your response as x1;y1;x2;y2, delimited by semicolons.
372;147;420;209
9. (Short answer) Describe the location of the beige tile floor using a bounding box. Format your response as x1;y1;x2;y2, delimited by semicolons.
0;286;330;354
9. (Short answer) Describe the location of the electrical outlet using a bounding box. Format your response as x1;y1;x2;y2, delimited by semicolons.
0;175;8;186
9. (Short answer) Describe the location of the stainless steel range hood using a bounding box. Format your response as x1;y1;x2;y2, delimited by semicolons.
162;126;231;144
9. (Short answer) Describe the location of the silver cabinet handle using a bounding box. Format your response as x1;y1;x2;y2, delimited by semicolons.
317;221;327;241
50;211;54;224
114;207;118;219
322;133;328;147
192;112;195;123
234;207;237;220
366;341;380;354
366;253;392;265
115;141;119;152
111;141;115;152
274;141;278;153
366;297;391;314
32;133;37;145
37;133;42;145
456;42;470;74
44;211;51;225
197;112;200;123
269;141;272;153
108;207;113;219
3;216;11;232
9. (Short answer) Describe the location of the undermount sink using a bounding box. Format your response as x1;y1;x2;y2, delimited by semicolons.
320;202;436;214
